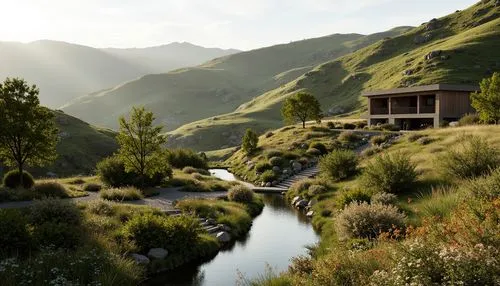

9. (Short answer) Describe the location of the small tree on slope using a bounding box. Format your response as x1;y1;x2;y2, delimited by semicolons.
281;92;322;128
117;106;167;187
242;128;259;155
471;72;500;124
0;78;58;186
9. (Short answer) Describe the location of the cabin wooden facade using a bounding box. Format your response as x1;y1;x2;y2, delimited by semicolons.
363;84;479;129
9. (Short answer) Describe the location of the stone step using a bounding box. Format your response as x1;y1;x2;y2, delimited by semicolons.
205;225;220;233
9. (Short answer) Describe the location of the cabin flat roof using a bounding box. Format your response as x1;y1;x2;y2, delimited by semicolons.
362;84;479;97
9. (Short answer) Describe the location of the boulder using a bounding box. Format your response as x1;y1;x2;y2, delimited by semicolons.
216;231;231;243
147;248;168;260
261;182;266;187
272;166;281;172
206;218;217;225
265;182;272;187
218;224;232;232
272;180;279;186
291;196;301;205
130;253;150;265
449;121;459;127
425;50;442;60
292;162;302;172
306;211;314;218
295;200;308;209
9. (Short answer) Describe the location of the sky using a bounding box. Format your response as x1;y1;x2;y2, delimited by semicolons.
0;0;478;51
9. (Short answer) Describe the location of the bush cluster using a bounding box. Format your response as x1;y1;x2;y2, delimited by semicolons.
255;162;273;173
439;135;500;179
336;188;371;208
33;181;69;198
260;170;277;183
228;185;254;203
458;113;480;126
338;131;362;144
309;142;328;154
336;202;406;240
268;156;283;166
166;148;208;169
319;150;358;181
2;170;35;189
362;152;417;193
122;213;201;254
87;200;115;216
97;156;171;188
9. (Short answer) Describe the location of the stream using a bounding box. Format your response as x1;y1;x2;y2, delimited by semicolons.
146;169;319;286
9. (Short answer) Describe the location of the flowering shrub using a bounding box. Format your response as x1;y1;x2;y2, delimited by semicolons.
370;240;500;286
336;202;406;240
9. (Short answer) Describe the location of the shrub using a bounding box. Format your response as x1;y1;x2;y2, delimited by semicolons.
182;166;198;174
319;150;358;181
308;184;327;196
463;168;500;201
228;185;254;203
371;192;398;205
338;131;361;144
86;200;115;216
268;156;283;166
355;121;367;129
416;136;433;145
306;148;322;156
83;183;102;192
342;123;356;130
260;170;277;183
309;142;327;154
283;151;299;160
458;113;480;126
100;187;143;201
326;121;336;129
336;189;371;208
242;128;259;154
439;135;500;179
0;209;31;255
336;202;406;240
370;135;388;146
166;148;208;169
29;199;81;226
380;123;400;131
97;156;170;187
321;209;332;217
2;170;34;189
33;181;69;198
122;213;201;254
192;173;204;180
360;146;382;157
33;221;81;249
407;133;423;142
255;162;273;173
362;152;417;193
265;149;283;159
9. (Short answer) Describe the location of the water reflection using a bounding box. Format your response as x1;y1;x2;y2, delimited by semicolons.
145;194;319;286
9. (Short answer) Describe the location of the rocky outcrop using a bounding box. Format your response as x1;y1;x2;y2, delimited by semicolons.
216;231;231;243
147;248;169;260
130;253;150;265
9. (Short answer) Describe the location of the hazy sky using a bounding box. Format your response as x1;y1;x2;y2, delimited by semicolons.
0;0;478;50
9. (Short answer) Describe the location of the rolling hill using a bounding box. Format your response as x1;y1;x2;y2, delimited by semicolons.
0;110;119;178
61;27;412;130
0;40;238;107
168;0;500;151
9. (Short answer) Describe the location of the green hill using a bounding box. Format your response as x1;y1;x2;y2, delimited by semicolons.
61;28;412;130
0;40;238;108
168;0;500;151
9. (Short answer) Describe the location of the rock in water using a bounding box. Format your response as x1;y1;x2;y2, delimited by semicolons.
147;248;168;260
216;231;231;243
130;253;150;265
306;211;314;218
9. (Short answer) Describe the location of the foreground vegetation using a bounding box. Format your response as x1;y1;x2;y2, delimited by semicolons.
245;124;500;285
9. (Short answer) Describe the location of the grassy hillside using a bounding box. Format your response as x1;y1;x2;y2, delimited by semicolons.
169;0;500;151
62;28;412;131
0;40;239;108
16;111;118;178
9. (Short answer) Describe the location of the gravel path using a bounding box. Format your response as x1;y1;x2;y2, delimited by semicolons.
0;188;227;210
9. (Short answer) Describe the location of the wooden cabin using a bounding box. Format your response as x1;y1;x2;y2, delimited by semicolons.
363;84;479;129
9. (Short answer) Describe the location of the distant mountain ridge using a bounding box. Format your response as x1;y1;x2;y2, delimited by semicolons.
62;27;413;131
0;40;239;107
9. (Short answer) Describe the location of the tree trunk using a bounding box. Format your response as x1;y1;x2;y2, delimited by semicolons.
18;164;23;188
302;121;306;128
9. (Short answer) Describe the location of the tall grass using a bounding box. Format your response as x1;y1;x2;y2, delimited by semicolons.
100;187;143;201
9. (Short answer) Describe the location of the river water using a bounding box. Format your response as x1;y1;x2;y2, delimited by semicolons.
146;169;319;286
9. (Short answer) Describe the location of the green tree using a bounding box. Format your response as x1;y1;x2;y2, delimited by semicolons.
117;107;167;187
471;72;500;124
0;78;58;186
281;92;322;128
241;128;258;154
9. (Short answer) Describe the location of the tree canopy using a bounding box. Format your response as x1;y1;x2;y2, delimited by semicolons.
0;78;58;185
242;128;259;154
471;72;500;124
281;92;322;128
117;106;167;187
